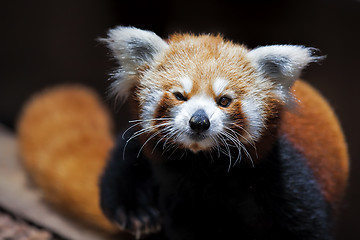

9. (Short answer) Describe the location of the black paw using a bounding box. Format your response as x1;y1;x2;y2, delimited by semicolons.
113;206;161;239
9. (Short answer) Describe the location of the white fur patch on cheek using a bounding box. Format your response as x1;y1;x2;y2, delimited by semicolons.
179;76;193;94
241;97;265;140
213;77;229;96
140;90;164;128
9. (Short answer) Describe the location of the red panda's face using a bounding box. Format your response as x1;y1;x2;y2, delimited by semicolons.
136;35;276;153
104;27;317;155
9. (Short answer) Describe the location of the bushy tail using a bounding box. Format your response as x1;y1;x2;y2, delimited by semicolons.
17;85;117;232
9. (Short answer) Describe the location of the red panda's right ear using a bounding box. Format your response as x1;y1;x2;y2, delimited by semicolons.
100;26;168;102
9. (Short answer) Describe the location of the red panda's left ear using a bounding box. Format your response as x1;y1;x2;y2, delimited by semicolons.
100;26;168;102
246;45;323;96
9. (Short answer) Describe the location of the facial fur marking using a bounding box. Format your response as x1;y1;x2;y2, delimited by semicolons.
213;78;229;96
179;76;193;94
241;97;264;140
140;89;164;129
171;94;226;152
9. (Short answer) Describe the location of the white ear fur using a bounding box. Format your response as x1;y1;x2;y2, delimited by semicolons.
247;45;323;100
101;26;168;101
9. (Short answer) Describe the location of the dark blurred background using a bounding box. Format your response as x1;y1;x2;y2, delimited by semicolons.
1;0;359;239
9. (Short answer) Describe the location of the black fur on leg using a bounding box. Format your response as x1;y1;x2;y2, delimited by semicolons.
100;129;333;240
99;131;161;238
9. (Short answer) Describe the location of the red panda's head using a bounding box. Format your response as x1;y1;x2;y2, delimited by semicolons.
102;27;320;155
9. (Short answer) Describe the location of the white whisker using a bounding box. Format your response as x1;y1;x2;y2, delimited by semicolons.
227;123;256;149
123;118;172;139
127;122;170;142
227;123;258;160
128;117;173;123
223;125;255;168
122;122;144;139
209;135;221;158
137;130;164;158
167;146;179;160
221;131;242;169
218;133;232;171
163;128;182;150
151;126;174;154
122;119;173;160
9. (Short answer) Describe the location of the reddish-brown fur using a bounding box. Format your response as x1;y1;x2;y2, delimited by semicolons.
138;34;257;103
280;80;349;206
18;86;117;232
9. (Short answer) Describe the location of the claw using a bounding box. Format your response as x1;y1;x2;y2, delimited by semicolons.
113;206;162;239
114;207;127;230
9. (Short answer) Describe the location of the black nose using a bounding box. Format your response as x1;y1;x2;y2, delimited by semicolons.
189;109;210;133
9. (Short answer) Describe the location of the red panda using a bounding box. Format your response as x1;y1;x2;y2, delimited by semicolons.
18;27;348;240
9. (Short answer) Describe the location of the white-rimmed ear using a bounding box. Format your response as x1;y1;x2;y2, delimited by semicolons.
100;26;168;101
247;45;323;100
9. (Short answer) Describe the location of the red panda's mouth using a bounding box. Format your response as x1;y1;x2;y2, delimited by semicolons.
187;143;203;153
178;132;215;153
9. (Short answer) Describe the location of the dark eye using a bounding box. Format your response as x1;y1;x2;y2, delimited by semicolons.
174;92;187;101
217;96;232;107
